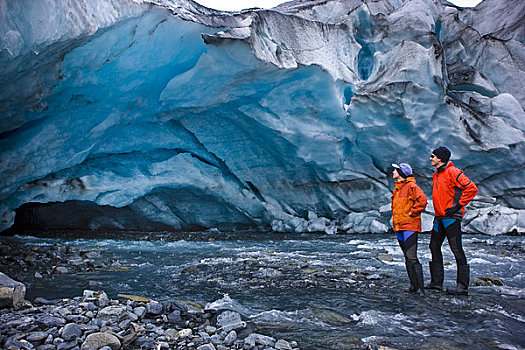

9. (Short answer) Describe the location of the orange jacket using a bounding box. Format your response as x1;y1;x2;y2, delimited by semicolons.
432;162;478;218
391;177;427;232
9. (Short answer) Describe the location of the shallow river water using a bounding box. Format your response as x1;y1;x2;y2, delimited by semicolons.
12;232;525;349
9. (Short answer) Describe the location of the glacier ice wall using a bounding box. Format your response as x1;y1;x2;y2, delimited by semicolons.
0;0;524;235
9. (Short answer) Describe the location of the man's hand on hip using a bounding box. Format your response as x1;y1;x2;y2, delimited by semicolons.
445;204;462;216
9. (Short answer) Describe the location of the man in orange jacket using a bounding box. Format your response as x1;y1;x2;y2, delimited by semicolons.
426;147;478;295
391;163;427;295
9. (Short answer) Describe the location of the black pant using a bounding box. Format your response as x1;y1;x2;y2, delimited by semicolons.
397;231;419;265
429;218;467;265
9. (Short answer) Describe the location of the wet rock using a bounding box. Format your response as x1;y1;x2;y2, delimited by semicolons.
181;265;198;274
376;254;393;262
178;328;193;338
3;316;30;329
205;325;217;335
61;323;82;341
164;328;178;341
81;332;120;350
57;340;78;350
87;281;102;288
366;274;381;280
85;302;97;312
54;337;64;347
254;268;283;279
26;331;48;342
472;276;504;286
210;334;222;344
82;290;96;301
120;326;139;347
216;311;246;332
96;292;109;308
198;330;212;342
133;306;146;318
14;318;35;332
81;251;100;260
34;297;54;305
224;330;237;345
37;315;66;328
178;299;204;312
244;333;276;348
96;306;126;324
146;302;163;315
5;337;33;350
55;307;72;317
309;306;355;327
197;344;216;350
65;314;85;323
331;336;362;349
54;267;69;274
157;342;169;349
38;345;56;350
167;309;184;325
126;311;139;322
133;336;155;348
275;339;293;350
0;272;26;309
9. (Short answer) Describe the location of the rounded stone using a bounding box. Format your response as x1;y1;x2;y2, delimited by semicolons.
25;331;48;342
133;306;147;318
37;315;66;328
224;330;237;345
178;328;193;338
96;306;126;324
81;332;121;350
146;302;163;315
62;323;82;341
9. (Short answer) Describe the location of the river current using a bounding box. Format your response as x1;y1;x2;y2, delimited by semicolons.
13;232;525;349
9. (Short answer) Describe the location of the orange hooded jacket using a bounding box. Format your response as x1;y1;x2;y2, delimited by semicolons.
432;162;478;218
391;177;427;232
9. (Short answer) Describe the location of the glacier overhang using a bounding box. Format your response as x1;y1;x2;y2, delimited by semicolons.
0;0;524;235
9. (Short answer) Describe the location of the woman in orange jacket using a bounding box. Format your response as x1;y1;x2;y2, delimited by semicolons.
391;162;428;295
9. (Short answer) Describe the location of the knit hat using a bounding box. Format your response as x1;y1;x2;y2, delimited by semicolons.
392;163;413;178
432;146;451;163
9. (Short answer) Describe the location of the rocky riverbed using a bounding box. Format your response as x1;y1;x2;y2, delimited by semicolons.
0;288;298;350
0;236;300;350
1;232;524;350
0;231;226;291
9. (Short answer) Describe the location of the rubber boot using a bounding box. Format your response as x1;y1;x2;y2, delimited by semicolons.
413;262;425;296
405;262;418;293
424;261;444;290
446;264;469;296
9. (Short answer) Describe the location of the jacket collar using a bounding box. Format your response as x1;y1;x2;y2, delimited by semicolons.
395;176;416;189
437;161;454;173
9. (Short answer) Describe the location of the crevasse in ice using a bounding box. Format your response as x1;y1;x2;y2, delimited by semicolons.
0;0;524;234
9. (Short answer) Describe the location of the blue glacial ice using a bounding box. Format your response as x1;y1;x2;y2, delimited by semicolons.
0;0;524;234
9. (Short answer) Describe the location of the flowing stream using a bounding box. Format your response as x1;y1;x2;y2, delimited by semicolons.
11;232;525;349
